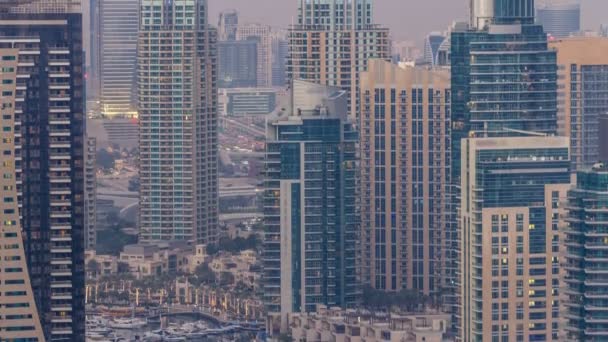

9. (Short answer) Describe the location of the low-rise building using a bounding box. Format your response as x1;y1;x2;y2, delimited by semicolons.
270;306;451;342
85;250;119;279
119;241;192;278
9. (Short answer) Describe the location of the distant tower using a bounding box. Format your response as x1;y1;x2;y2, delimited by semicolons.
237;23;273;87
288;0;391;120
98;0;138;117
423;32;446;66
537;2;581;38
218;9;238;41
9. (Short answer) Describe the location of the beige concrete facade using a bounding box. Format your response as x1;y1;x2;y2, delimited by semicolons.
0;48;45;342
359;60;450;294
551;37;608;170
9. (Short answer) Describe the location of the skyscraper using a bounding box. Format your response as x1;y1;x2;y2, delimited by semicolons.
550;37;608;170
564;162;608;341
453;1;561;340
138;0;218;244
98;0;138;117
0;7;86;340
359;60;451;295
288;0;391;120
218;39;258;88
264;80;358;332
423;32;446;66
218;9;238;41
271;30;288;87
537;2;581;39
237;23;272;87
459;136;570;342
0;46;45;342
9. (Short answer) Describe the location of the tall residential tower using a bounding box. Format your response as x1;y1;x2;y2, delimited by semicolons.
264;80;358;333
359;60;451;294
138;0;218;244
0;46;45;342
0;5;86;340
453;1;562;340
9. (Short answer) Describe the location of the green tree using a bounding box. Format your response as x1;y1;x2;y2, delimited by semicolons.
194;262;216;285
219;272;235;286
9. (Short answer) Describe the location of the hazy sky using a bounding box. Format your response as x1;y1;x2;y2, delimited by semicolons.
209;0;606;42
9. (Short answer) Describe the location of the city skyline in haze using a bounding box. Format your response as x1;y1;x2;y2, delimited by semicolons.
209;0;606;41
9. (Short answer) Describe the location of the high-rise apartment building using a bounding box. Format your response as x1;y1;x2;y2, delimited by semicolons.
237;23;272;87
97;0;138;117
0;10;86;341
550;37;608;170
459;136;570;342
85;137;97;250
288;0;390;120
537;2;581;39
453;1;561;339
138;0;218;244
564;162;608;341
0;46;45;342
218;9;238;41
359;60;451;294
218;40;258;88
264;80;358;332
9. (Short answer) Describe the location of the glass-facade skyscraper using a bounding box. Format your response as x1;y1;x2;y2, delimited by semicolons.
565;163;608;341
138;0;219;244
453;1;562;341
452;0;558;176
264;80;358;334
